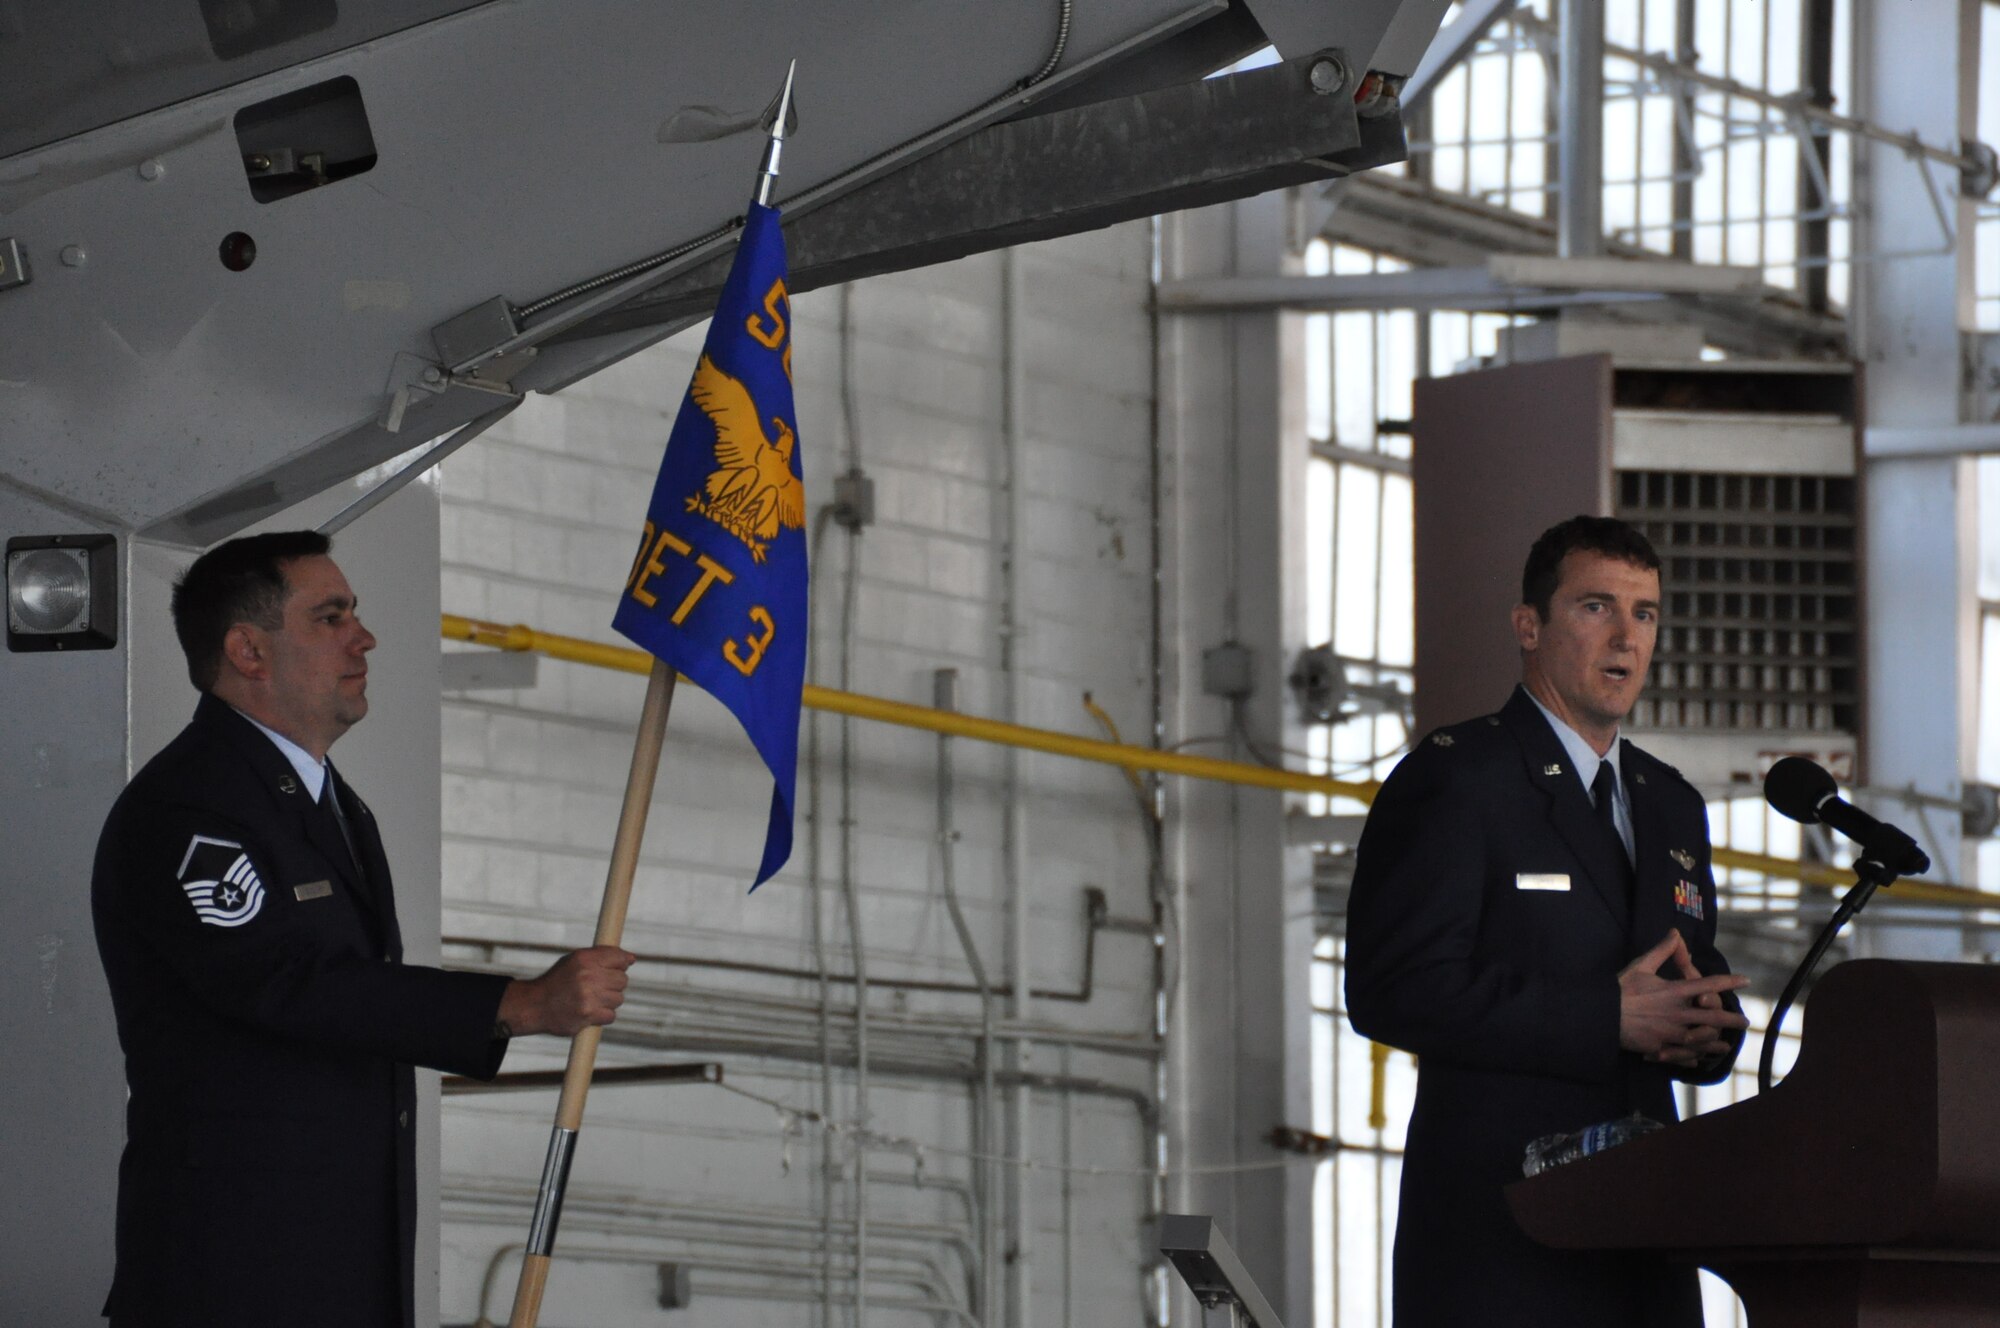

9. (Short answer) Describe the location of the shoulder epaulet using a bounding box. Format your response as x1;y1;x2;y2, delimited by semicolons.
1419;712;1507;754
1626;742;1699;795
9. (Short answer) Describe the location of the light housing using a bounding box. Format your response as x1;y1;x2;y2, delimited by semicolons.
5;533;117;652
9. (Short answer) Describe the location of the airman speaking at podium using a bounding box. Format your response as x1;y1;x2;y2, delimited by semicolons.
92;531;635;1328
1345;516;1751;1327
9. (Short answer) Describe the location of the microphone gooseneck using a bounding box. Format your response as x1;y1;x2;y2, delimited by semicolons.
1755;757;1929;1093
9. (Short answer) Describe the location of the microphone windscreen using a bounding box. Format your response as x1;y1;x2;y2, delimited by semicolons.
1765;756;1837;823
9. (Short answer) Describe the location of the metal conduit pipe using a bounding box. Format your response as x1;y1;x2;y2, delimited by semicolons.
570;1027;1160;1115
931;666;999;1328
867;1168;981;1307
836;275;873;1328
446;1194;973;1301
439;615;1992;905
445;1187;976;1307
796;493;840;1327
449;1204;975;1293
447;879;1136;1002
442;938;1166;1058
601;997;1153;1068
464;1241;973;1328
999;241;1034;1328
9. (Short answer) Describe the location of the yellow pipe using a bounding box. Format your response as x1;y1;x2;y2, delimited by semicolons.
441;613;1995;908
1367;1040;1390;1132
442;613;1380;802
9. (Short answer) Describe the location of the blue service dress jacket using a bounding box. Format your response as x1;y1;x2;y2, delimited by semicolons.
92;694;513;1328
1344;687;1742;1328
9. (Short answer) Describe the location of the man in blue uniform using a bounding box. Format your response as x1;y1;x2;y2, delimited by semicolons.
1345;516;1751;1327
94;531;635;1328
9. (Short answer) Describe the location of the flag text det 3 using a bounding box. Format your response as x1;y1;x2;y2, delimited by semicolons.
612;201;807;887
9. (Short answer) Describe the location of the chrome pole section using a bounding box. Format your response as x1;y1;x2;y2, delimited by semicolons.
755;60;797;208
1555;0;1605;258
523;1127;580;1257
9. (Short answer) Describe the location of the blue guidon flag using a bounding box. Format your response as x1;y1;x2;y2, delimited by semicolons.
613;202;806;887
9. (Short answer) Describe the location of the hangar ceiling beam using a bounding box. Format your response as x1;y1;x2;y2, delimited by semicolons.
541;53;1404;348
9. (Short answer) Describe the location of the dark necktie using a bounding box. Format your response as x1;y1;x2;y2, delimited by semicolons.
320;766;364;879
1592;761;1632;869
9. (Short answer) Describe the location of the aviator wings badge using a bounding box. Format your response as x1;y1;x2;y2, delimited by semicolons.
683;353;805;563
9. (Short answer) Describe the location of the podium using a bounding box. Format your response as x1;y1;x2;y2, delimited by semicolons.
1507;960;2000;1327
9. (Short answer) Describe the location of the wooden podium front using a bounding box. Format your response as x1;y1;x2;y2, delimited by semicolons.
1507;960;2000;1327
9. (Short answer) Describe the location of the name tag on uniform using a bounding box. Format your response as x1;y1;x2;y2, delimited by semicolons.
293;879;333;902
1515;873;1571;892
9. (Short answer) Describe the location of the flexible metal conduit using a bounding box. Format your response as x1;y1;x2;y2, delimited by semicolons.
440;613;1991;907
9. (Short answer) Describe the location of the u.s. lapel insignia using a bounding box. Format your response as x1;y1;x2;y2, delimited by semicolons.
277;773;297;795
1670;848;1696;871
1431;733;1455;748
1633;771;1647;785
1543;763;1563;776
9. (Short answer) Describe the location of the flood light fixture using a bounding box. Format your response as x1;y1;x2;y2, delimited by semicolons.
6;533;117;652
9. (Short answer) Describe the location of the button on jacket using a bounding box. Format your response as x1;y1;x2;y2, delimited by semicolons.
93;694;513;1328
1344;686;1742;1328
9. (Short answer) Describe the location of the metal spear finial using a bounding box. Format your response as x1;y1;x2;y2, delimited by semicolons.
755;59;797;206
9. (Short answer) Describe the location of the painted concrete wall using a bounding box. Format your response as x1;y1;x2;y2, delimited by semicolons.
0;489;129;1324
431;218;1250;1327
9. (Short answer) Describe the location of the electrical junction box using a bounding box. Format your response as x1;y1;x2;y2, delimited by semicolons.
1202;641;1256;700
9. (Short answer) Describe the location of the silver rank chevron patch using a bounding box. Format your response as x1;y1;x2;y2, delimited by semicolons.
177;835;266;928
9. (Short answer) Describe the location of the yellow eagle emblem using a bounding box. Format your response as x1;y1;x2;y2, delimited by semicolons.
683;353;805;562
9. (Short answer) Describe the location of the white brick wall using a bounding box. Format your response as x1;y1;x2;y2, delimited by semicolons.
436;220;1183;1327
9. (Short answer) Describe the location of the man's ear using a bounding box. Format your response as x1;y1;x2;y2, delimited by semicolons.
1510;602;1541;652
220;623;271;683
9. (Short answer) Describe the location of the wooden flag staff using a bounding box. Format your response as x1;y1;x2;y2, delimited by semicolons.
507;661;676;1326
505;58;795;1328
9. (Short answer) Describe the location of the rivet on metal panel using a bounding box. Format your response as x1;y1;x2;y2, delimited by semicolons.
137;159;165;181
59;244;87;268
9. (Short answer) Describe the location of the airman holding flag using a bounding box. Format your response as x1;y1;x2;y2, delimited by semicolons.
507;60;806;1328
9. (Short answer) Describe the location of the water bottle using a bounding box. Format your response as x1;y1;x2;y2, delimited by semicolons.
1521;1112;1664;1177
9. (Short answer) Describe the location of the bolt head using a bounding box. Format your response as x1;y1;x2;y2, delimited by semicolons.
59;244;86;268
137;159;165;181
1309;57;1346;94
421;366;444;384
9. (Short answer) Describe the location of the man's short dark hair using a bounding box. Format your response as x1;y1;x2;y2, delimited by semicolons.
1520;516;1660;621
172;531;331;691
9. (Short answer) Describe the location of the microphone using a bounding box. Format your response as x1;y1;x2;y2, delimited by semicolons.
1763;757;1931;878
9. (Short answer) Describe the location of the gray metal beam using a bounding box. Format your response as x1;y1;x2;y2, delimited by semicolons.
1865;424;2000;458
548;53;1406;346
1850;0;1984;925
1401;0;1517;109
1313;173;1847;358
1154;266;1665;313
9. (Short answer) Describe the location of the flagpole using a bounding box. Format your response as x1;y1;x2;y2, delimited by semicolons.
506;661;676;1326
505;59;796;1328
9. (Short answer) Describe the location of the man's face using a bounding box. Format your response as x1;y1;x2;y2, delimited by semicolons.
1512;549;1660;745
262;555;376;748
